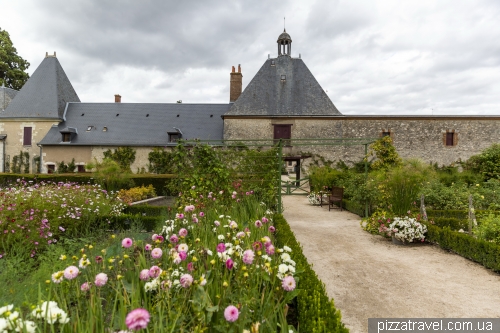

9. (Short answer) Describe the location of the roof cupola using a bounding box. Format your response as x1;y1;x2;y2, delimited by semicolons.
277;29;292;56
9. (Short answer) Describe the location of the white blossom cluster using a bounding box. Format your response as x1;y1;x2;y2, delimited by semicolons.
0;304;37;333
31;301;70;325
389;217;428;243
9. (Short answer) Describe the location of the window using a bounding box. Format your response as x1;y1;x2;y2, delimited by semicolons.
288;161;292;166
382;131;391;137
23;127;32;146
87;126;93;131
271;60;275;66
62;133;71;142
281;75;286;81
77;165;85;173
444;131;457;147
273;124;291;146
103;127;108;132
169;133;180;142
47;164;55;174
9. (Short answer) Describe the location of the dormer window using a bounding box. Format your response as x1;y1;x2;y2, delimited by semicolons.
62;133;71;142
168;133;181;142
281;75;286;82
271;60;275;66
59;127;77;143
103;127;108;132
87;126;93;131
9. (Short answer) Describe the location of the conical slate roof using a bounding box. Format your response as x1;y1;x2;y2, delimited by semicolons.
225;56;341;116
1;56;80;119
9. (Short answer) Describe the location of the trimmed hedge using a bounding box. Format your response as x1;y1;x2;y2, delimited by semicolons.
425;224;500;272
124;205;171;216
431;217;468;231
96;214;160;232
274;214;348;333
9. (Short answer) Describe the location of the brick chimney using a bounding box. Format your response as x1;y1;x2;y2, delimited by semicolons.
230;64;243;103
114;94;121;103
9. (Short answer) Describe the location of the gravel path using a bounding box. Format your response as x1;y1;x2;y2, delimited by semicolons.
282;195;500;333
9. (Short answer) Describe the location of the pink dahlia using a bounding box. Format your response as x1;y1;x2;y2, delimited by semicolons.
214;220;220;227
178;251;187;261
268;226;276;233
169;234;179;244
151;248;163;259
216;243;226;253
63;265;79;280
95;273;108;287
81;282;91;291
125;308;150;330
144;244;152;251
262;217;269;223
254;220;263;228
199;212;205;217
282;275;296;291
140;269;150;281
122;238;133;248
149;266;161;278
225;258;234;270
265;244;275;255
242;249;255;265
224;305;239;322
178;228;188;237
180;273;193;288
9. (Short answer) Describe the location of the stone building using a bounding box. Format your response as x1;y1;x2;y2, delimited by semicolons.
223;30;500;167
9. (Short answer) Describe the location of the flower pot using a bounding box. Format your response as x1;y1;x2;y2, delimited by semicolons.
392;236;408;246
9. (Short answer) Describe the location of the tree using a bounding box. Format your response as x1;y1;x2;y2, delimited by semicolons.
0;28;30;90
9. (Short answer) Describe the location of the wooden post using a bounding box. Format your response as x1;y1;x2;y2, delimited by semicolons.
420;194;428;221
468;194;477;234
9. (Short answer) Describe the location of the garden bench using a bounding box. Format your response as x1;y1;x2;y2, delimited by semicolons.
328;186;344;211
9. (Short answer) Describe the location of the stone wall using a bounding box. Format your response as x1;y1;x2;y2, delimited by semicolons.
224;116;500;167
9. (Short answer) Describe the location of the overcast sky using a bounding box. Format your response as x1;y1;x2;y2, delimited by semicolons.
1;0;500;115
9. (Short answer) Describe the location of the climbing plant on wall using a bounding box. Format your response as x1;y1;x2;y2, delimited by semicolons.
103;147;136;171
11;151;29;173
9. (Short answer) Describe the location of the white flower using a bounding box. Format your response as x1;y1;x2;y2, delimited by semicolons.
288;265;296;273
206;249;213;256
0;304;13;316
283;246;292;252
281;253;291;261
218;235;225;240
278;264;289;274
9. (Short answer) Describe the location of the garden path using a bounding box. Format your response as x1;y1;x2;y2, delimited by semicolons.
282;196;500;333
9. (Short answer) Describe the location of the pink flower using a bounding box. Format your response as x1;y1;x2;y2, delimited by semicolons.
155;235;164;243
149;265;162;278
252;241;262;251
122;238;133;248
95;273;108;287
176;213;185;219
225;258;234;270
95;255;103;263
262;217;269;223
178;251;187;261
268;226;276;233
140;269;150;281
126;308;150;330
266;244;275;255
151;248;163;259
144;244;152;251
254;220;262;228
199;212;205;217
184;205;195;212
81;282;91;291
224;305;239;322
152;234;159;241
282;276;296;291
64;266;79;280
262;236;271;246
180;273;193;288
59;226;65;232
192;217;199;223
242;249;255;265
170;234;179;244
216;243;226;253
214;221;220;227
187;262;194;272
178;228;188;237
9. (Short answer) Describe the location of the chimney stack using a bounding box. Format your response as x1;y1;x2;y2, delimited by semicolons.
229;65;243;103
114;94;121;103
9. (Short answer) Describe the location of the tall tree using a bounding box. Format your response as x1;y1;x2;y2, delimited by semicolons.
0;28;30;90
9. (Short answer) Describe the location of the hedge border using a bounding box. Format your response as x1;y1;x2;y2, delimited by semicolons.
425;224;500;272
273;214;348;333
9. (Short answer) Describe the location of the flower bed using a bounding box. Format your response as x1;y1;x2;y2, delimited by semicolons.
0;179;126;258
1;192;301;332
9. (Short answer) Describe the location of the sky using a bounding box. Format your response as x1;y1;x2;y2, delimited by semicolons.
1;0;500;115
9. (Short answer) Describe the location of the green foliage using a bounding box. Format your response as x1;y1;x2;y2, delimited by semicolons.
425;223;500;272
33;156;40;173
117;184;156;204
369;136;402;170
431;217;468;231
148;147;174;174
11;151;29;173
474;214;500;244
308;166;343;192
273;214;348;333
464;143;500;180
0;28;30;90
103;146;136;171
57;158;76;173
88;158;134;191
360;209;392;235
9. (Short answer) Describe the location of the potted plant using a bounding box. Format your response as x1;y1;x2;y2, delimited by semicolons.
385;216;427;245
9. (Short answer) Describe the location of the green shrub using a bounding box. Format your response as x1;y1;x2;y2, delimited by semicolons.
432;217;468;231
124;205;170;216
464;143;500;180
274;214;348;333
425;224;500;272
117;184;156;204
474;214;500;244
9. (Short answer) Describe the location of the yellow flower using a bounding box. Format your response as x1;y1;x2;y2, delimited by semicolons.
108;266;114;270
251;322;261;333
45;280;51;284
223;281;228;288
243;272;249;278
257;251;262;256
195;238;200;243
117;275;123;280
119;260;123;265
210;259;215;265
123;254;129;259
265;262;270;268
72;256;78;260
59;255;67;260
111;235;116;239
242;266;247;271
476;184;480;187
101;249;106;254
235;240;240;245
192;256;198;262
88;245;93;249
82;254;87;259
108;258;115;263
80;248;85;253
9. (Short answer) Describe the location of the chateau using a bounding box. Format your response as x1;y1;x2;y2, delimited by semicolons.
1;31;499;173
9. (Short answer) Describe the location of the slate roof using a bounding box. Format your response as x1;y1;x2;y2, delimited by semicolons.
225;55;341;117
1;56;80;119
0;86;18;111
39;102;230;146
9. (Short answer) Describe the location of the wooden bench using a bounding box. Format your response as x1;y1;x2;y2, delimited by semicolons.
328;186;344;211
